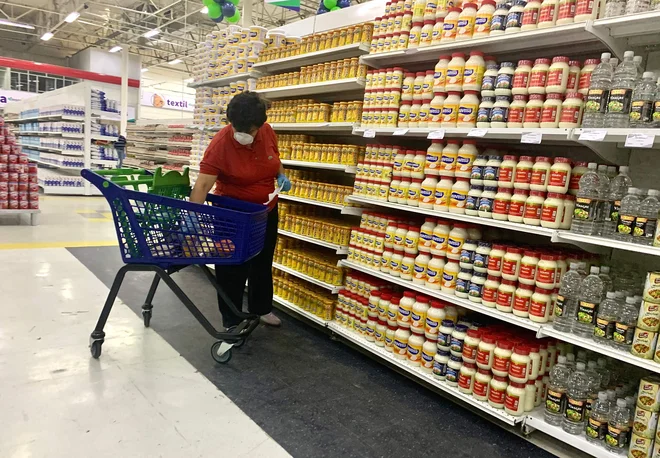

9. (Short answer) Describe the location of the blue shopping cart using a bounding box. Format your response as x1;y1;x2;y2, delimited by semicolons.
82;168;268;363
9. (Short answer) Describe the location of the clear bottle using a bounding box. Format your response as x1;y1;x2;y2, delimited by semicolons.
562;362;590;434
654;78;660;128
604;0;626;17
553;262;583;332
635;189;660;245
594;164;611;236
593;291;619;346
605;399;631;454
604;51;637;129
626;0;651;15
582;53;612;128
612;296;638;350
544;355;571;426
602;166;633;238
599;266;613;292
571;162;599;235
585;391;610;444
630;72;656;127
572;266;603;338
614;187;641;242
585;361;602;417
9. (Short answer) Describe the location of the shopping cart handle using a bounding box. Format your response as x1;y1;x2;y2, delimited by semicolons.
96;168;152;176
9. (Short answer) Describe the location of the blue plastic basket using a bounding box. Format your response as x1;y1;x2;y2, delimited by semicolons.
82;169;268;268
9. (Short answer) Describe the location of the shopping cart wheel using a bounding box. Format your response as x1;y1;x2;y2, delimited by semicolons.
233;337;246;348
90;340;103;359
142;309;152;328
211;341;233;364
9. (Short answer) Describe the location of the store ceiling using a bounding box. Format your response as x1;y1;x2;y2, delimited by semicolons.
0;0;321;69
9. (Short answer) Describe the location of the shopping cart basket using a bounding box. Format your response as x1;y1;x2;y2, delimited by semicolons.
82;168;268;363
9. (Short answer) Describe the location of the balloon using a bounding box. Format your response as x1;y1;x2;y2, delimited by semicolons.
226;10;241;23
330;6;340;10
203;0;215;6
212;0;226;3
227;0;240;5
323;0;337;9
211;15;224;22
221;2;236;17
207;2;222;18
337;0;351;7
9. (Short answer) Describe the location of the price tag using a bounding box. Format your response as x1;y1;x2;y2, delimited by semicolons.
393;128;409;136
467;128;488;137
521;131;543;144
427;129;445;139
363;129;376;138
625;132;655;148
578;129;607;142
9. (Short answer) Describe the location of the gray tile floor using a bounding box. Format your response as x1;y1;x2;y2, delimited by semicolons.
70;246;554;458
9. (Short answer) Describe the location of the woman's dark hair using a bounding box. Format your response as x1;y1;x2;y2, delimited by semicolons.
226;91;268;133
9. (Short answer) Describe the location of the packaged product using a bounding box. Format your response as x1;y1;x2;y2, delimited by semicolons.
644;272;660;304
632;406;658;439
628;433;654;458
639;300;660;332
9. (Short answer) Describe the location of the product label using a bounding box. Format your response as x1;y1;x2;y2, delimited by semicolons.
473;379;489;397
508;106;524;124
577;300;597;325
594;317;614;340
407;343;421;361
537;266;556;285
487;256;502;273
442;271;458;288
420;188;435;204
442;20;458;40
574;197;597;221
421;351;434;368
483;165;499;181
545;388;566;416
519;263;537;280
482;285;498;304
445;366;459;383
514;166;532;184
616;214;636;237
546;68;565;88
523;106;542;124
471;164;484;180
490;13;506;32
493;198;510;215
505;392;521;411
513;71;530;89
394;338;408;355
463;65;483;87
630;100;653;124
558;0;576;19
541;204;559;222
442;103;459;124
565;397;586;424
530;168;547;185
653;101;660;124
585;89;609;114
633;216;654;240
476;349;492;366
475;15;492;33
468;281;483;299
478;196;494;213
576;0;594;15
425;316;440;334
489;386;506;405
540;105;559;124
538;3;556;23
438;331;451;348
522;7;540;26
529;69;548;89
458;104;478;124
481;74;496;92
432;233;447;250
496;289;513;309
524;202;542;220
559;105;581;124
548;169;569;187
463;343;478;361
457;371;473;390
466;194;479;211
492;355;510;373
473;253;488;268
490;106;508;123
606;425;629;450
435;189;449;207
433;359;447;377
530;298;549;318
455;277;469;293
578;71;593;92
495;73;513;91
450;191;468;208
513;294;531;313
613;322;635;345
607;88;633;114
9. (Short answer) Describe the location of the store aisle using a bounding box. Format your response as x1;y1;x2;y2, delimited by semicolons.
0;247;289;458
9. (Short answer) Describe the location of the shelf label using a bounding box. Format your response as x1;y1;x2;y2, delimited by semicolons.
625;132;655;148
578;129;607;142
393;128;409;136
521;131;543;144
427;129;445;139
467;128;488;137
363;129;376;138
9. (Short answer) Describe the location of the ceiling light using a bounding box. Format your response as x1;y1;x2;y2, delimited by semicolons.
0;19;35;30
144;29;160;38
184;78;194;83
168;58;182;65
64;12;80;23
109;46;122;53
41;32;54;41
141;68;149;73
200;6;209;13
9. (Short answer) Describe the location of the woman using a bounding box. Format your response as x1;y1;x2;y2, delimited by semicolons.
189;92;290;328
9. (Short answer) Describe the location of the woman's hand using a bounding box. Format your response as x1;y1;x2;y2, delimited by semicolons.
277;173;291;192
189;173;217;204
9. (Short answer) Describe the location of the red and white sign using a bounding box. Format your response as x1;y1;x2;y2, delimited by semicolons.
140;91;194;112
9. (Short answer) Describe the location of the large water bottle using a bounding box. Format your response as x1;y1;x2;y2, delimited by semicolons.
571;163;600;235
595;165;611;235
585;361;602;417
633;55;644;80
606;399;631;453
593;292;619;346
553;263;584;332
586;391;610;443
544;355;572;426
634;189;660;245
602;166;633;238
604;51;637;128
604;0;626;16
614;187;642;242
630;72;657;128
599;266;614;292
573;266;604;338
583;53;613;128
563;362;590;434
612;296;639;350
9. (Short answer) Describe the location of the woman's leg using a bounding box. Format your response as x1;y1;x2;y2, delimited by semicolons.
215;262;249;328
247;204;279;316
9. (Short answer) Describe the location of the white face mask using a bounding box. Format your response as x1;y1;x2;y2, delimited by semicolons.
234;131;254;145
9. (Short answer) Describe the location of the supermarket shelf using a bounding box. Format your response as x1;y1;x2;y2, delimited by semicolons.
592;10;660;40
18;143;62;153
272;295;330;327
38;184;86;195
353;126;572;143
273;263;342;293
254;78;366;99
90;159;118;166
278;194;363;215
0;209;40;226
29;158;82;170
277;229;349;254
524;410;620;458
281;159;357;173
539;326;660;375
347;195;556;238
340;260;542;332
328;321;523;426
253;43;370;73
91;110;121;121
553;231;660;256
91;135;118;142
17;131;84;138
187;71;263;88
270;122;356;133
9;114;84;122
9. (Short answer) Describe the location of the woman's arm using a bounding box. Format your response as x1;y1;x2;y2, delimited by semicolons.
189;173;217;204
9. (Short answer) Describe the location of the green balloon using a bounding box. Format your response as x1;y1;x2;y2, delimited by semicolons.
203;0;215;6
330;5;340;10
226;10;241;22
227;0;239;5
323;0;337;8
207;2;222;18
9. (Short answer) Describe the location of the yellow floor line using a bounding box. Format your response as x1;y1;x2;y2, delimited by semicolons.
0;240;119;250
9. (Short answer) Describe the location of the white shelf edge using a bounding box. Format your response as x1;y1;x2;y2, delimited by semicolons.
273;295;330;326
278;194;344;210
0;209;40;215
352;126;573;142
281;159;356;173
270;122;356;133
277;229;349;254
328;321;522;425
254;77;366;98
273;263;341;293
29;158;83;170
188;71;263;88
253;42;370;73
554;231;660;256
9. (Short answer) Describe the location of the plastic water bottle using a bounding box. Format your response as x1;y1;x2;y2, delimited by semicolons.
571;163;600;235
595;165;611;235
614;187;642;242
606;399;631;453
607;166;618;179
634;189;660;245
602;166;633;238
586;391;610;443
598;358;611;388
553;263;583;332
633;56;644;80
630;72;657;127
582;53;612;128
566;352;577;369
604;0;626;16
585;361;602;417
544;355;572;426
612;296;639;350
593;292;619;346
605;51;637;128
626;0;650;15
562;362;590;435
599;266;614;292
573;266;604;338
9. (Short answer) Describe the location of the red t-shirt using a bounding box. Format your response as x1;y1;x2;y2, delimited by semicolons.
199;123;281;206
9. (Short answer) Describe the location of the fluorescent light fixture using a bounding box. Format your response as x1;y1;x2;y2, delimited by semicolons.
109;46;122;53
141;68;149;73
144;29;160;38
0;19;35;30
184;78;194;83
41;32;54;41
200;6;209;13
64;11;80;23
168;58;182;65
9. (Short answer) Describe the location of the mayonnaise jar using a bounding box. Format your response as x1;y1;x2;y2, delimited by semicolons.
546;56;570;94
541;192;565;228
547;157;572;193
508;189;529;222
508;345;530;383
473;368;492;401
512;60;533;95
456;3;478;40
473;0;496;38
